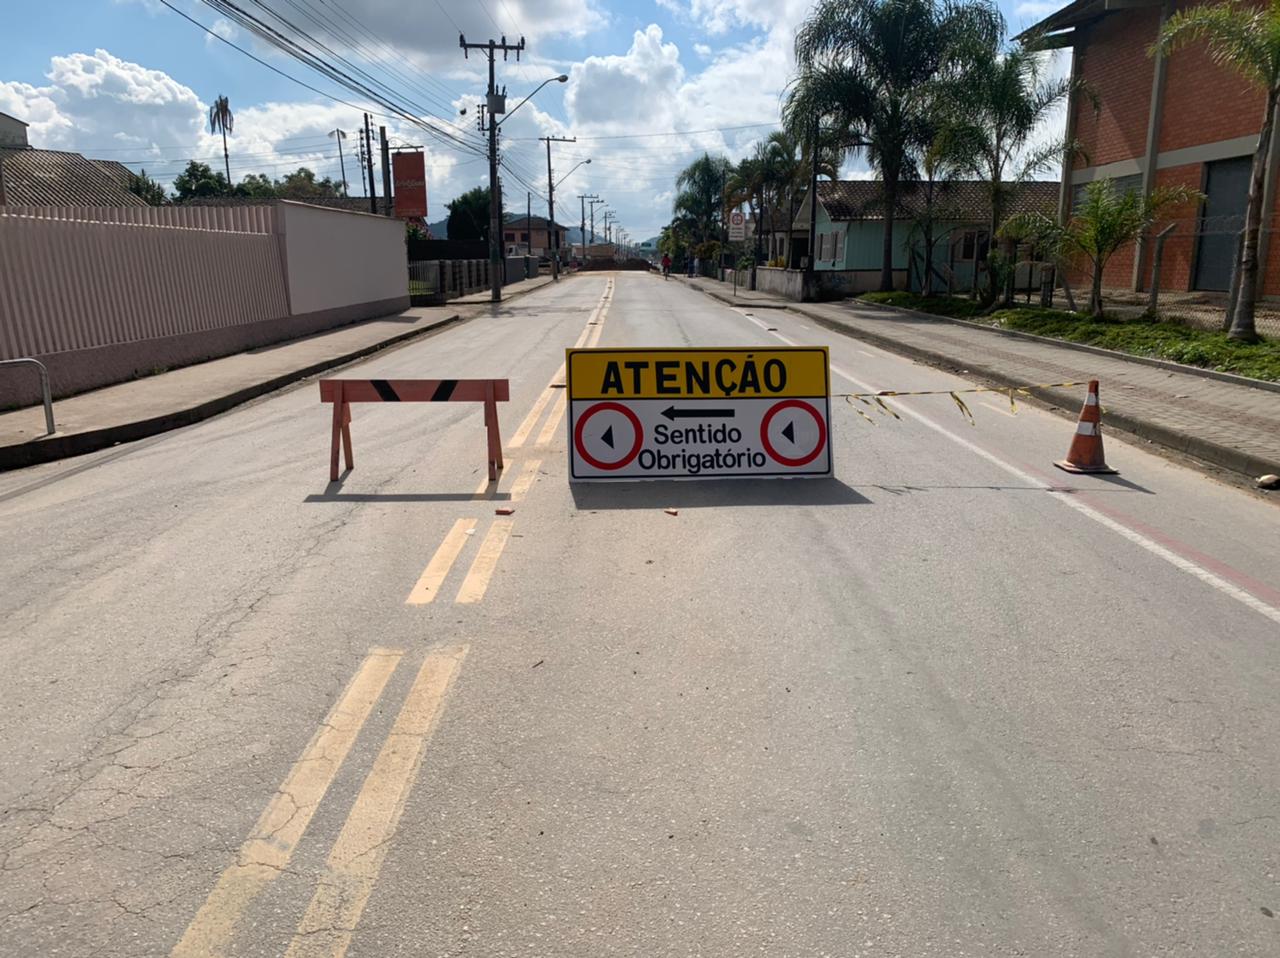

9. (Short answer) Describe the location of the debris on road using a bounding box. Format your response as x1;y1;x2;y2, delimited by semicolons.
1257;474;1280;490
664;508;679;516
496;507;516;515
532;659;544;669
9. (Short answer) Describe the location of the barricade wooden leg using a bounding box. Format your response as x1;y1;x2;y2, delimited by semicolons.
484;382;503;481
341;402;354;473
329;381;344;482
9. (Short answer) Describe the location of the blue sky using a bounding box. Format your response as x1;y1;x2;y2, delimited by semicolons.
2;0;1066;240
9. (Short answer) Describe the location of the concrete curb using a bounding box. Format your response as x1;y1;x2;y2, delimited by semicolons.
851;297;1280;396
682;278;1280;481
0;312;465;472
674;277;791;308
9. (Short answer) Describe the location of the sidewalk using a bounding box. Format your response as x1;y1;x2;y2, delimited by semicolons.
679;275;1280;482
0;274;558;471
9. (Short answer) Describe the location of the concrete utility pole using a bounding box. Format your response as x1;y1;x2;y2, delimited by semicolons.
379;126;392;217
807;113;819;281
588;197;604;246
328;129;348;197
363;113;377;214
578;194;597;261
461;33;525;303
540;135;576;280
526;192;532;255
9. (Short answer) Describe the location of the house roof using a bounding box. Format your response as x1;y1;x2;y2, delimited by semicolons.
809;179;1058;224
0;148;146;207
504;215;566;231
1015;0;1106;39
0;112;29;127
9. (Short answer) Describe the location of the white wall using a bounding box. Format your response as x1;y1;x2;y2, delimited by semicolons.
279;201;407;315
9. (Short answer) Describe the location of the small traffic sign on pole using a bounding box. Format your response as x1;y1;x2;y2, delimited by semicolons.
566;348;832;481
728;210;746;242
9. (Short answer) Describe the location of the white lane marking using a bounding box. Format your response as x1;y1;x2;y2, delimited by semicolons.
746;314;1280;627
979;401;1019;418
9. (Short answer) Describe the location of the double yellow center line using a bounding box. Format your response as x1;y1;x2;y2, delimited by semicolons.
172;645;466;958
404;278;614;607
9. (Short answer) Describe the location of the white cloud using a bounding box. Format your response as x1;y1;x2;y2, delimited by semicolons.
693;43;713;58
1014;0;1065;21
207;17;238;47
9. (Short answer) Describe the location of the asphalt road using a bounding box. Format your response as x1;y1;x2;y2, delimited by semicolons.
2;272;1278;957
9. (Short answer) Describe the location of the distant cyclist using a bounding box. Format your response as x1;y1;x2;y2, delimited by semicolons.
661;253;671;278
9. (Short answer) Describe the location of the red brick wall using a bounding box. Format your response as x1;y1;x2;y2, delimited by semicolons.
1158;0;1267;153
1071;6;1160;170
1149;164;1205;292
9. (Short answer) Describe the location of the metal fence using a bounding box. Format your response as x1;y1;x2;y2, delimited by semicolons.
1;204;278;233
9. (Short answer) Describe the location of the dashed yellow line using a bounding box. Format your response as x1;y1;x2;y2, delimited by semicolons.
509;458;542;501
406;519;478;605
284;645;468;958
171;649;404;958
455;519;514;604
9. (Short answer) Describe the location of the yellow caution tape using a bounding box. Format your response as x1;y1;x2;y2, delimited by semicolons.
838;381;1088;426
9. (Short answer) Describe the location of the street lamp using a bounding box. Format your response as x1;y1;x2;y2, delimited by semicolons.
498;74;569;127
555;158;590;189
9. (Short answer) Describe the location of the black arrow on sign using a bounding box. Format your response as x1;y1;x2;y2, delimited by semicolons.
601;425;615;449
661;406;736;421
781;421;795;443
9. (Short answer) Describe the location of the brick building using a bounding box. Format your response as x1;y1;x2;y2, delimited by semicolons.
502;215;567;258
1027;0;1272;296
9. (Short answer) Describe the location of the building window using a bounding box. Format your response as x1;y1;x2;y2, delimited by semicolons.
520;232;528;241
961;231;976;260
833;229;845;263
504;232;515;241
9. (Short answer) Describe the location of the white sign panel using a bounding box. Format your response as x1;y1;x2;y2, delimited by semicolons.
728;210;746;242
566;348;832;481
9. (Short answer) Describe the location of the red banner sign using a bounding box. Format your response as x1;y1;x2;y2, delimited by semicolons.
392;151;427;219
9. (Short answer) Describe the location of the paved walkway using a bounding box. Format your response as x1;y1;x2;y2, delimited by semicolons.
0;275;558;470
679;276;1280;480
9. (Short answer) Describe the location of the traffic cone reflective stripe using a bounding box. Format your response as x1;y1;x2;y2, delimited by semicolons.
1055;380;1117;475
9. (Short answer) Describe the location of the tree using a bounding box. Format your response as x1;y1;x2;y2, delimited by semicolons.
1154;0;1280;342
276;168;343;200
786;0;1004;291
725;147;768;269
674;153;733;247
943;38;1077;307
127;169;167;206
235;173;278;199
209;94;234;183
446;186;493;242
1003;178;1200;318
173;160;231;201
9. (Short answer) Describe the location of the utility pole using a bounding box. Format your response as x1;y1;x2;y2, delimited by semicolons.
376;125;391;216
578;193;597;261
588;197;603;247
461;33;525;303
328;129;349;197
540;135;575;280
379;126;392;217
362;113;377;214
807;113;819;285
526;191;532;255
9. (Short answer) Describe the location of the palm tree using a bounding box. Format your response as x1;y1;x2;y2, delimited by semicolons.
762;129;842;267
1003;178;1200;318
209;94;234;184
725;147;768;268
943;40;1076;307
1154;0;1280;342
785;0;1003;292
674;153;733;247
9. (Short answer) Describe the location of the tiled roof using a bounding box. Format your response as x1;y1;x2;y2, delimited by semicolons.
814;179;1058;223
505;215;566;230
0;148;146;207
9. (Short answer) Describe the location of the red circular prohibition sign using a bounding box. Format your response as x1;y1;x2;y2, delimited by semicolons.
760;399;827;467
574;401;645;470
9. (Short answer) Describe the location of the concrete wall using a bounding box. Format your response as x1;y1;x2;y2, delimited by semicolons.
0;202;411;406
278;201;407;315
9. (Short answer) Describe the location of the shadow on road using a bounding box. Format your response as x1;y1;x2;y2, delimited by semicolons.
569;477;870;510
305;487;511;503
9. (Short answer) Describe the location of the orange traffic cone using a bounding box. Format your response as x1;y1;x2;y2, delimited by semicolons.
1055;380;1118;475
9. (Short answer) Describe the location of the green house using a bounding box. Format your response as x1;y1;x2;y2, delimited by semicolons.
786;179;1059;293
